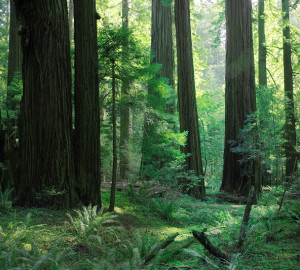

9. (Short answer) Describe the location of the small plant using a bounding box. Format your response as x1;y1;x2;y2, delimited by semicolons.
151;197;176;220
87;230;174;270
0;186;13;212
35;185;67;207
0;238;72;270
67;204;117;244
126;182;152;204
0;214;44;250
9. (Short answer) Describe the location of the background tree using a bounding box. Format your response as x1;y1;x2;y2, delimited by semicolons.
174;0;205;199
151;0;175;112
119;0;130;181
7;0;21;86
14;0;74;207
5;0;22;189
0;0;10;188
74;0;101;206
258;0;267;86
221;0;256;196
282;0;298;177
140;0;177;179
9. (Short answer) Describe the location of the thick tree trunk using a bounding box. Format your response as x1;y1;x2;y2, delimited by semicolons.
119;0;130;181
221;0;256;196
151;0;175;113
174;0;205;200
282;0;297;177
258;0;267;86
109;61;117;212
14;0;74;208
74;0;101;206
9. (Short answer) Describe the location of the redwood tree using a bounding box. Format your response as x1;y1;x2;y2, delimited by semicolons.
221;0;256;196
14;0;74;207
140;0;175;177
7;0;22;86
151;0;175;111
119;0;130;180
74;0;101;205
174;0;205;199
258;0;267;86
5;0;22;189
282;0;297;177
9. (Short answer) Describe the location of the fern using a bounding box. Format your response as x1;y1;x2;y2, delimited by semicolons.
67;204;117;243
0;186;13;213
151;197;176;220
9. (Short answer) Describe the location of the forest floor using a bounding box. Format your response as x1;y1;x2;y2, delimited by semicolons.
0;181;299;270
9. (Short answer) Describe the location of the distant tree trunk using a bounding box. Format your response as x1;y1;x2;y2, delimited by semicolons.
69;0;74;45
258;0;267;86
174;0;205;200
74;0;101;206
139;0;175;177
221;0;256;196
7;0;22;86
119;0;130;181
109;60;117;212
258;0;268;188
6;0;22;189
282;0;297;177
14;0;74;208
152;0;175;113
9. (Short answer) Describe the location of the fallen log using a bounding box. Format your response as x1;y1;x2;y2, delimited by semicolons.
192;230;230;263
207;193;248;204
143;232;179;264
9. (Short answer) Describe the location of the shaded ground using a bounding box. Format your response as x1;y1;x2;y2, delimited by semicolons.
0;182;299;269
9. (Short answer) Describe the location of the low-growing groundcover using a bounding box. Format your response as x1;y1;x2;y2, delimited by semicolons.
0;182;299;270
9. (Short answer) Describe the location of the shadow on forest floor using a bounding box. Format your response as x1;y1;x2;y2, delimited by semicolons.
0;182;299;269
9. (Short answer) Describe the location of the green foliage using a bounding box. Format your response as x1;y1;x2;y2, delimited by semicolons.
66;205;117;244
34;186;67;207
0;72;22;131
0;214;36;247
140;77;184;184
0;238;72;270
151;197;177;220
98;25;154;180
86;230;172;270
0;186;13;212
126;182;152;204
0;0;9;90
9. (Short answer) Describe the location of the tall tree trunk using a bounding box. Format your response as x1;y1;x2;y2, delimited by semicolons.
282;0;297;178
258;0;268;188
119;0;130;181
152;0;175;113
5;0;22;189
174;0;205;200
7;0;22;86
14;0;74;208
139;0;175;177
69;0;73;45
258;0;267;86
109;60;117;212
74;0;101;206
221;0;256;196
